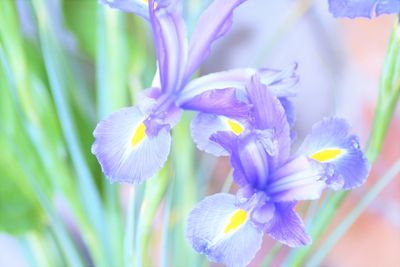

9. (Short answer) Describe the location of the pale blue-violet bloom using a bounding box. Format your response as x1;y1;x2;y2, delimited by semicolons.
328;0;400;18
186;74;370;267
93;0;297;183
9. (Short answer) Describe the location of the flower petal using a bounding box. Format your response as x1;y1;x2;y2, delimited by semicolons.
328;0;399;18
178;65;298;104
187;193;263;267
92;106;171;183
184;0;249;79
266;202;311;247
100;0;151;18
246;74;291;167
297;117;370;189
268;156;327;202
149;0;187;94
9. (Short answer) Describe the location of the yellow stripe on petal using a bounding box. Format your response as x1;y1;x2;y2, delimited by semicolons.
310;148;344;163
142;0;157;8
226;119;244;136
131;122;146;146
223;209;248;234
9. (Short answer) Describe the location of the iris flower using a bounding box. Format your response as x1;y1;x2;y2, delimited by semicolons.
328;0;400;18
186;75;370;267
93;0;299;183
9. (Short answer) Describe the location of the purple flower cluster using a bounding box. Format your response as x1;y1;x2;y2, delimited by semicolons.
94;1;371;266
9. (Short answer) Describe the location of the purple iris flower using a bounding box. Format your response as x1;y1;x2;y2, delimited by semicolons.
93;0;298;183
328;0;400;18
186;75;370;267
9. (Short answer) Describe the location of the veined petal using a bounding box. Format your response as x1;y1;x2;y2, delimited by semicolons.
178;66;298;104
328;0;400;18
99;0;152;18
92;106;171;184
180;88;251;119
246;75;291;167
266;202;311;247
187;193;263;267
149;0;188;93
268;156;327;202
191;113;248;156
297;117;370;189
184;0;249;79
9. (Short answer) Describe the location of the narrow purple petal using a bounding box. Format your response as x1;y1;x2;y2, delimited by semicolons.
187;193;263;267
268;157;327;202
180;88;251;119
149;0;187;93
297;117;370;189
266;202;311;247
184;0;249;79
92;106;171;184
246;74;291;167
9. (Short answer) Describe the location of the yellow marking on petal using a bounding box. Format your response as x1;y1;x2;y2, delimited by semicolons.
142;0;157;8
131;122;146;146
223;209;248;234
310;148;344;163
227;119;244;136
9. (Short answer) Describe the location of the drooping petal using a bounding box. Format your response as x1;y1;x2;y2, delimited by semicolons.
187;193;263;267
268;156;328;202
297;117;370;189
180;88;252;119
92;106;171;184
246;74;291;167
265;202;311;247
191;113;248;156
99;0;151;18
149;0;188;94
184;0;249;79
178;66;298;104
328;0;400;18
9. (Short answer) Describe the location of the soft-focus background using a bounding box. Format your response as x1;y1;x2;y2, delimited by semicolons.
0;0;399;266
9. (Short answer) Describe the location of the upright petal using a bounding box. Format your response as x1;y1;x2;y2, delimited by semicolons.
92;106;171;183
187;193;263;267
149;0;188;93
246;75;291;167
297;117;370;189
184;0;249;79
265;202;311;247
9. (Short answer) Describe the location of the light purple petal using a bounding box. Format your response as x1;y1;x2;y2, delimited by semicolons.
187;193;263;267
328;0;399;18
178;65;298;104
184;0;249;79
99;0;150;18
246;75;291;168
266;202;311;247
180;88;251;119
297;117;370;189
92;106;171;183
149;0;188;94
268;157;327;202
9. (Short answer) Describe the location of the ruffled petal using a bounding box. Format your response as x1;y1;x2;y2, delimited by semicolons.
187;193;263;267
246;75;291;167
92;106;171;183
184;0;249;79
268;156;328;202
297;117;370;189
265;202;311;247
328;0;399;18
178;65;298;104
149;0;188;94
